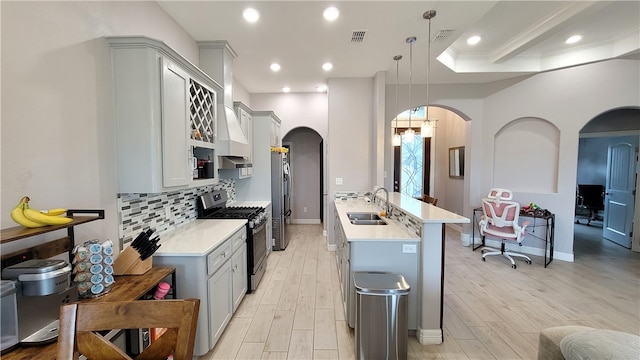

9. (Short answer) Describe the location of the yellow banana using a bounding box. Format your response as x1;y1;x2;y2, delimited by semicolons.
40;208;67;216
24;205;73;226
10;196;46;228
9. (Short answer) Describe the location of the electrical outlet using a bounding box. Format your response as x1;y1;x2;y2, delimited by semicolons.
336;177;343;185
303;207;307;213
402;244;417;254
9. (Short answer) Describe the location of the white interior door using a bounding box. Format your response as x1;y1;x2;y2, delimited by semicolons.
603;137;638;248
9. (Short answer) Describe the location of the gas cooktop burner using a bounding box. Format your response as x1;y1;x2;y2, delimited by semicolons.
205;207;262;219
197;191;267;228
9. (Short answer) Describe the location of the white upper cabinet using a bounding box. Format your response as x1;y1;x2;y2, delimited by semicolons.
270;116;281;147
108;36;221;193
160;58;191;187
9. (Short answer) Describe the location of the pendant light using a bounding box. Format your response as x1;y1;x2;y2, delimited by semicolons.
404;36;417;142
421;10;437;138
392;55;402;146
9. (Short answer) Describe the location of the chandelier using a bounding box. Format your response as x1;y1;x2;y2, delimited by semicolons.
392;55;402;146
403;36;417;142
421;10;437;137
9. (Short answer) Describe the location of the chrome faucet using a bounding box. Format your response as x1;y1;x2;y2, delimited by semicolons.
372;187;390;217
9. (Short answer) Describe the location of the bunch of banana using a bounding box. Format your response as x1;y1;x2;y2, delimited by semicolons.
10;196;73;228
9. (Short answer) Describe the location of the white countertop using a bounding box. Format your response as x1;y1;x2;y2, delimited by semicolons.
334;199;419;242
386;192;470;224
154;219;247;257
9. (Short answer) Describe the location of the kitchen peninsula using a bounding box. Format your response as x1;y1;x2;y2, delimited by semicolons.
334;191;469;345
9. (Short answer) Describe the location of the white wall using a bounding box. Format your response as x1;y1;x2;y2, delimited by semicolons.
481;59;640;257
1;1;198;253
250;92;328;141
437;108;468;216
327;78;374;245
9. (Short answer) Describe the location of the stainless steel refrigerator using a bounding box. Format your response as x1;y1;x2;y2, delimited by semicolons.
271;151;291;250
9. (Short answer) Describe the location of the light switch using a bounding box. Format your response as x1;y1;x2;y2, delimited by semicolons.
402;244;417;253
336;177;343;185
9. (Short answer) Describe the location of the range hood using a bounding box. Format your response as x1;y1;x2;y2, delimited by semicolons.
219;156;253;169
198;41;250;159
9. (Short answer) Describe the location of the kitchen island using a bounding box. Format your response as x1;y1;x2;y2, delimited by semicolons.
334;192;469;345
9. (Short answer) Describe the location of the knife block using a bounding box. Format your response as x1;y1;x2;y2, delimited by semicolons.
113;246;152;275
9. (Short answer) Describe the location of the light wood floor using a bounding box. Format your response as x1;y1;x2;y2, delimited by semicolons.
198;223;640;360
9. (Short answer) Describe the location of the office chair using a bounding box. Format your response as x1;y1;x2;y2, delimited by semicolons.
421;194;438;206
478;188;531;269
57;298;200;360
575;184;604;225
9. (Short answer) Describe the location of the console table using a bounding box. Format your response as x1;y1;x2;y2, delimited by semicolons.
471;207;554;267
2;266;176;360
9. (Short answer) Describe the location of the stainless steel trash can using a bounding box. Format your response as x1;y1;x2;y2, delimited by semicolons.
354;272;410;360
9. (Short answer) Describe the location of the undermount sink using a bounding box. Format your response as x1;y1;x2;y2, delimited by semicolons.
350;219;388;225
347;212;383;221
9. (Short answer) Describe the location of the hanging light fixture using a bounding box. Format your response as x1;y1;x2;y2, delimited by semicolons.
421;10;437;138
392;55;403;146
404;36;417;142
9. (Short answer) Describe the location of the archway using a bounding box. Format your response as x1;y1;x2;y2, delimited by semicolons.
283;127;324;225
575;107;640;255
390;105;469;216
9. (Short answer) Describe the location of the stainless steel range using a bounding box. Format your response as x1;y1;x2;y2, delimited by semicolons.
197;190;268;292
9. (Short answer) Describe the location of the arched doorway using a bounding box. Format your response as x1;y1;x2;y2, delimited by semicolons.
283;127;324;224
575;107;640;255
390;105;468;216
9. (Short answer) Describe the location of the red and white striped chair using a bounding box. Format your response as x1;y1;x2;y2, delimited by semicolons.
478;188;531;269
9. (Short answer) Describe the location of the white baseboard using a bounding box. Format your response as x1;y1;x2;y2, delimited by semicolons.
292;218;321;224
480;239;574;262
417;328;443;345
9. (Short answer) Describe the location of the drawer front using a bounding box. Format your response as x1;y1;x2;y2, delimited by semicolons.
231;228;247;253
207;242;231;276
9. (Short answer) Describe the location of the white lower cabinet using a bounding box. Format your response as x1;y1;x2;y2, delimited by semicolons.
208;255;232;346
153;225;247;356
231;240;248;312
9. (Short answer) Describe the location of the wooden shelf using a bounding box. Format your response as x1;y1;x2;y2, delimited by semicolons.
1;212;104;244
0;210;105;269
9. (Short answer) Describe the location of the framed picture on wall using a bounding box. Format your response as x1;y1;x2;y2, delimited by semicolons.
449;146;465;178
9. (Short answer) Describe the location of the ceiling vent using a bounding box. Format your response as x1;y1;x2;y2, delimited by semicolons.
433;29;455;41
351;30;367;43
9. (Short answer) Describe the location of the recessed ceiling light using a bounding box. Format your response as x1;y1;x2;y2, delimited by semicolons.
565;35;582;44
243;8;260;23
315;85;327;92
323;6;339;21
270;63;281;72
322;62;333;71
467;35;481;45
282;87;291;93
